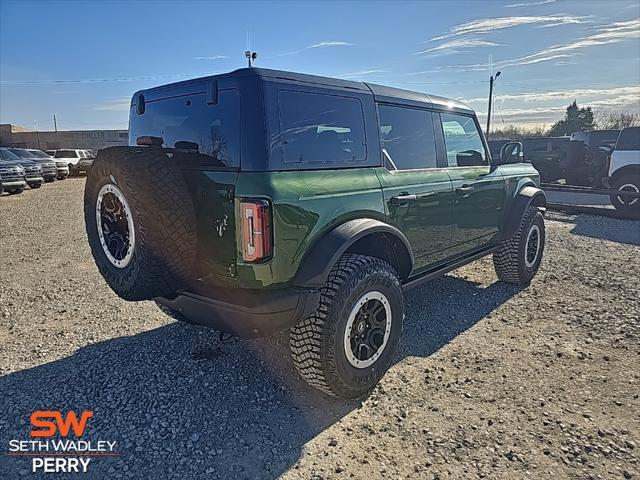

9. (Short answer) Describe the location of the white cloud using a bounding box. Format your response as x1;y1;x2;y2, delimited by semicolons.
307;41;353;49
92;98;131;112
434;18;639;71
336;69;387;78
504;0;555;7
428;15;589;42
194;55;230;60
417;39;502;55
270;41;353;58
465;85;640;104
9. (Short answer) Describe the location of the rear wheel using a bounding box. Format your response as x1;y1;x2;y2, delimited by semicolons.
290;254;404;399
493;206;545;285
610;174;640;215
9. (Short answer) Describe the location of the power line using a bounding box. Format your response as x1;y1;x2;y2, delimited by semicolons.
0;72;221;85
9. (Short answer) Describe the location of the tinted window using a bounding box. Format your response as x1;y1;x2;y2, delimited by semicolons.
55;150;78;158
130;90;240;168
440;113;487;167
378;105;436;170
616;127;640;151
279;91;366;164
589;130;619;147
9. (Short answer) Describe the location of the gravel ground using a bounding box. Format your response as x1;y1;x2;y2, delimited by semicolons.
0;178;639;480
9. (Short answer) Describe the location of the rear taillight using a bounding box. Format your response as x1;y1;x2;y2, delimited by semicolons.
240;200;272;262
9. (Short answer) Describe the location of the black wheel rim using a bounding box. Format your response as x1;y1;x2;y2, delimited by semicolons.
349;298;388;362
526;226;540;267
100;192;130;261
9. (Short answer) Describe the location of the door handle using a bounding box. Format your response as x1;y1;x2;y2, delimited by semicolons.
389;193;417;205
455;186;474;196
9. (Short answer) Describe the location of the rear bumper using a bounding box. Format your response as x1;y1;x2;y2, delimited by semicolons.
155;286;321;338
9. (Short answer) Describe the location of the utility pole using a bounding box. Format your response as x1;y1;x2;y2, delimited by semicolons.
34;121;41;149
486;71;501;139
53;114;58;132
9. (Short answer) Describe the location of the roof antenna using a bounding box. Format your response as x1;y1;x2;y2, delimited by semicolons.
245;31;257;67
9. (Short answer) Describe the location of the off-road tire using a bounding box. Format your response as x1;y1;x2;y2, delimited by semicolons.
290;254;404;399
493;206;545;285
610;173;640;216
84;147;197;301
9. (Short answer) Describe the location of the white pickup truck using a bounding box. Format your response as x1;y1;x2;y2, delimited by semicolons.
603;126;640;214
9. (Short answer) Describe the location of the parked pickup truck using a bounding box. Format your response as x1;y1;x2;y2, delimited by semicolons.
602;126;640;215
85;68;546;399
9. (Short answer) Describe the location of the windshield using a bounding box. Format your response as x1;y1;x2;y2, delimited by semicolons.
28;150;51;158
8;148;35;158
0;148;22;161
54;150;78;158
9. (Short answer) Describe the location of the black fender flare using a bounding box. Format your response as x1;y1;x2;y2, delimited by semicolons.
293;218;414;288
500;186;546;241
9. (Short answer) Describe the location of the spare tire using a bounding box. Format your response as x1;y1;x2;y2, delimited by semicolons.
84;147;197;301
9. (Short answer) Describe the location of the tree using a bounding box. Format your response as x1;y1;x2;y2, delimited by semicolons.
547;101;596;136
594;111;640;130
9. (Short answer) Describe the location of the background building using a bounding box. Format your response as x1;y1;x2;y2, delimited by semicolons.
0;124;128;153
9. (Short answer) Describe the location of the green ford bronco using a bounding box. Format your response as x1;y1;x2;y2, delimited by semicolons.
85;68;546;399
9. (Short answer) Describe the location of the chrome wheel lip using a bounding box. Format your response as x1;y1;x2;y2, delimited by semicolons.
618;183;639;206
524;224;541;268
343;291;392;369
96;183;135;269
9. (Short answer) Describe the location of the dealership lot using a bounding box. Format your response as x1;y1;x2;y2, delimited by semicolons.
0;178;638;479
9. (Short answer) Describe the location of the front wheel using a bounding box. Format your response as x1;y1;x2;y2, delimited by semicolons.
610;174;640;216
290;254;404;399
493;206;545;285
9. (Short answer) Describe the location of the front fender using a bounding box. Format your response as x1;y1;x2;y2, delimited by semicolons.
293;218;413;288
500;186;546;241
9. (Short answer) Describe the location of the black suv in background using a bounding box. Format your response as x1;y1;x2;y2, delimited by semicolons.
488;137;569;182
0;148;27;194
9;148;58;183
565;130;620;186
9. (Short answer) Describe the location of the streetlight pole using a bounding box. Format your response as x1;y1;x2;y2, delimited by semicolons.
486;71;501;139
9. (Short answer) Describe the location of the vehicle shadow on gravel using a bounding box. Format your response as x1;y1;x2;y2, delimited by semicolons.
0;276;520;480
549;212;640;246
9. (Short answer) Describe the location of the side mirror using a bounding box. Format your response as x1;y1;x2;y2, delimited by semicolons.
497;142;524;165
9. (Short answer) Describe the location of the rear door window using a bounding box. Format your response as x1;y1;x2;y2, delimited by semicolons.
279;91;366;164
439;113;487;167
378;105;437;170
616;127;640;151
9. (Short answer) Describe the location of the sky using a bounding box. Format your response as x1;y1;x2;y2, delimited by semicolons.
1;0;639;132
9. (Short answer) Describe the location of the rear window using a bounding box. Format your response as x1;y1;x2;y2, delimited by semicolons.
130;90;240;168
279;91;366;164
378;105;437;170
55;150;78;158
616;127;640;151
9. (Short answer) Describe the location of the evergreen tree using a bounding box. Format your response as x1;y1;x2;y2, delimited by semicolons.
547;101;596;136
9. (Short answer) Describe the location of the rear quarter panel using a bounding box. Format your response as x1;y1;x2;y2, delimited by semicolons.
235;168;385;288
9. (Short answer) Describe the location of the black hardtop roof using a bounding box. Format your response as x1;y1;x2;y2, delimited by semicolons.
133;67;474;113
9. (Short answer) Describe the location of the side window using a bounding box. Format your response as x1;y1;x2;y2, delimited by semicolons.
279;91;366;164
378;105;437;170
440;113;487;167
616;127;640;151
